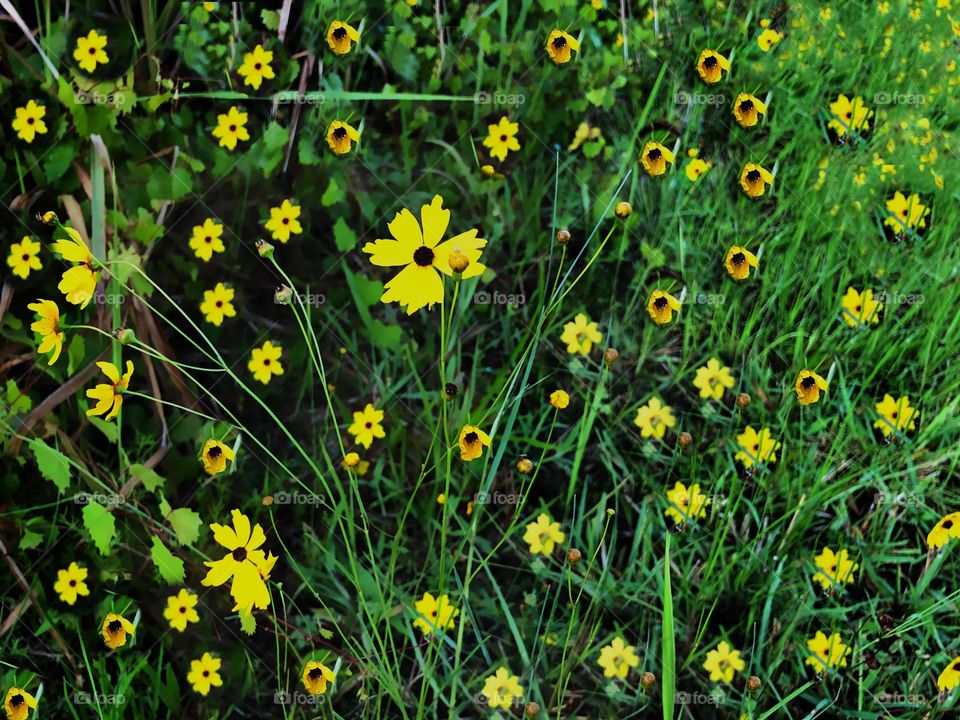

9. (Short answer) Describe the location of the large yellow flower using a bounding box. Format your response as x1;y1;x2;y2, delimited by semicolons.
827;94;873;138
458;424;491;462
873;394;918;439
482;116;520;162
634;397;676;438
53;562;89;605
735;425;781;468
248;341;283;384
51;228;97;308
481;667;524;709
187;652;223;696
926;512;960;550
189;218;225;261
264;199;303;242
74;29;109;73
163;589;200;632
201;439;235;475
347;403;385;449
28;299;64;365
302;660;336;695
212;106;250;150
3;687;37;720
664;481;710;524
237;44;275;90
740;163;774;198
811;547;858;591
522;513;565;555
937;656;960;692
883;192;929;236
12;101;48;143
546;29;580;64
86;360;134;421
693;358;735;400
841;287;883;327
326;20;360;54
640;141;675;176
412;591;458;635
733;93;767;127
326;120;361;154
101;612;135;649
647;289;681;325
805;631;850;672
361;195;486;314
560;313;602;355
201;509;278;613
703;641;745;682
696;49;730;83
598;636;640;679
200;283;236;326
795;369;828;405
724;245;759;280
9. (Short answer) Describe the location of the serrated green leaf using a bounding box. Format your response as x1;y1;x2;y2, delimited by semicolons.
19;528;44;550
88;416;119;443
333;217;356;252
29;438;71;492
129;463;165;493
83;501;116;555
321;177;345;207
6;380;32;414
239;610;256;635
166;507;202;546
150;536;185;584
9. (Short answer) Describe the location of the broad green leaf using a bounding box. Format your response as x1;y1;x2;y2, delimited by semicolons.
321;177;345;207
239;610;257;635
129;463;165;493
82;502;116;555
29;438;71;492
6;380;32;414
333;217;356;252
150;536;185;584
166;508;203;546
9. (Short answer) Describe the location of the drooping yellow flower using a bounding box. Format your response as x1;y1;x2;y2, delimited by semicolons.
795;369;828;405
481;667;524;709
735;425;781;468
926;512;960;550
201;509;278;613
163;589;200;632
724;245;759;280
483;116;520;162
264;199;303;242
201;439;235;475
883;192;929;236
53;562;89;605
740;163;774;198
598;636;640;679
74;29;109;73
523;513;565;555
86;361;134;421
248;341;283;384
187;652;223;695
546;29;580;64
560;313;602;355
647;289;681;325
361;195;486;314
693;358;735;400
200;283;236;326
634;397;676;439
703;641;745;682
347;404;385;449
412;591;458;635
2;687;37;720
684;157;712;181
733;93;767;127
11;101;48;143
811;547;858;591
28;299;64;365
640;141;675;176
548;389;569;410
757;27;783;51
664;482;710;524
326;120;361;154
841;287;883;327
805;631;850;672
189;218;225;261
212;106;250;150
696;49;730;83
327;20;360;54
937;657;960;692
51;228;97;309
827;94;873;138
873;394;918;439
237;44;275;90
458;424;491;462
302;660;336;695
101;612;135;649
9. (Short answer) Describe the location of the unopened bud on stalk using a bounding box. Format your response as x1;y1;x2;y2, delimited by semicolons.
113;328;136;345
255;239;274;259
615;201;632;219
40;210;58;225
566;548;582;564
678;431;693;447
604;348;619;364
747;675;761;692
448;248;469;274
524;702;540;717
343;452;360;469
737;392;751;408
641;671;656;688
274;285;293;305
444;383;458;400
516;455;534;474
556;229;571;245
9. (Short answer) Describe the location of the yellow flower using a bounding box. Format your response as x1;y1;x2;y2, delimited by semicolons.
664;482;710;524
74;29;109;73
811;547;858;591
549;389;569;410
733;93;767;127
11;101;48;143
523;513;565;555
561;313;602;355
212;106;249;150
264;200;303;242
684;157;712;181
327;20;360;54
546;29;580;64
568;121;600;151
201;438;235;475
827;94;873;138
927;513;960;549
696;49;730;83
51;228;97;309
101;612;135;649
795;369;828;405
883;192;929;236
598;636;640;679
189;218;225;261
735;425;781;468
361;195;486;314
187;652;223;695
163;589;200;631
937;657;960;692
28;299;64;365
647;289;681;325
326;120;361;154
724;245;759;280
2;688;37;720
343;452;361;469
347;403;385;449
412;591;458;635
841;287;882;327
873;394;918;439
482;116;520;161
693;358;735;400
740;162;774;198
200;283;236;326
640;141;675;176
481;667;524;709
248;341;283;384
86;360;134;421
53;562;89;605
703;641;745;682
302;660;336;695
634;397;676;439
804;631;850;672
237;44;274;90
458;424;491;462
201;509;277;613
757;28;783;51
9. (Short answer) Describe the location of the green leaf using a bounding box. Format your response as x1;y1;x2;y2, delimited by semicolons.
29;438;71;492
238;610;257;635
333;217;357;252
150;536;185;584
129;463;165;493
6;380;32;414
321;177;345;207
43;144;77;184
166;507;203;546
19;528;44;550
83;502;116;555
261;9;280;30
88;416;120;443
66;334;86;377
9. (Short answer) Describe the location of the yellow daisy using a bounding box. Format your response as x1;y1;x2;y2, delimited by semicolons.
74;29;109;73
212;106;250;150
248;341;284;384
264;200;303;242
11;101;48;143
200;283;236;326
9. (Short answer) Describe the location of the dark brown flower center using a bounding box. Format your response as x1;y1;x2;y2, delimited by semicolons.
22;253;29;261
731;252;745;265
333;126;347;139
254;63;262;70
215;300;223;307
70;579;77;586
333;27;347;40
208;445;222;459
229;124;237;131
413;246;435;267
944;520;954;530
648;148;662;161
801;376;816;389
464;431;479;444
553;36;566;49
654;297;668;309
10;695;23;707
204;236;212;243
309;667;322;680
179;606;187;613
500;134;507;141
108;619;122;632
203;670;210;677
747;169;761;182
27;118;35;125
740;99;754;112
704;55;718;68
365;421;372;429
232;547;248;562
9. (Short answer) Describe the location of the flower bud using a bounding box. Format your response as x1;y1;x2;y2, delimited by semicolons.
604;347;619;364
641;671;656;688
737;392;751;408
516;456;534;474
255;239;274;258
566;548;582;564
39;210;58;225
262;495;274;506
448;248;469;274
678;431;693;447
113;328;136;345
747;675;761;692
556;229;571;245
274;285;293;305
343;452;360;469
525;702;540;717
615;201;632;219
